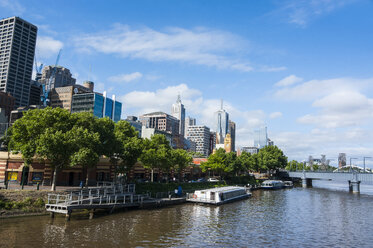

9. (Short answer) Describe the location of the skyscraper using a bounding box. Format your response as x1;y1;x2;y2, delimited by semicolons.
0;17;37;107
187;125;211;156
214;99;229;144
184;116;196;137
253;126;268;149
171;94;185;136
228;120;236;152
39;66;76;89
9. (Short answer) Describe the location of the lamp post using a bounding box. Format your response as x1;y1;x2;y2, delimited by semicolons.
363;157;372;173
350;157;357;172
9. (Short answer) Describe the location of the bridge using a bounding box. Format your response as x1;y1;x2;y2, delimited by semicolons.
287;171;373;193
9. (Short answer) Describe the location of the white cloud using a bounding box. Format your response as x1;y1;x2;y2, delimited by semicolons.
278;0;357;27
275;74;303;87
74;24;285;72
273;77;373;101
108;72;143;83
297;91;373;128
269;112;283;119
0;0;25;15
36;36;64;59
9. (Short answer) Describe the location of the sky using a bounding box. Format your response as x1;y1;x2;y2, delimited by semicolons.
1;0;373;167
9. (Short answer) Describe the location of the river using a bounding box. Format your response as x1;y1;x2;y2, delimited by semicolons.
1;182;373;248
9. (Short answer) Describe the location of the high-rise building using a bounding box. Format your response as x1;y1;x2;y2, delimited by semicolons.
254;126;268;149
50;84;92;111
214;99;229;144
0;91;15;119
29;80;42;106
125;116;142;137
39;66;76;89
184;116;196;137
171;94;185;137
187;125;211;156
71;92;122;122
209;131;216;155
228;120;236;152
0;17;37;107
139;111;179;136
224;133;232;153
241;146;259;155
338;153;346;168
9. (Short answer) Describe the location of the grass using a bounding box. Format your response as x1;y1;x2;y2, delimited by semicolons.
0;197;45;211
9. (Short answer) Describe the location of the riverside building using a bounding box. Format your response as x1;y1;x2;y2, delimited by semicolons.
0;17;37;107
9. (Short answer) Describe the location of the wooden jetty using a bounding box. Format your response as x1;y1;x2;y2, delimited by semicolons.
45;182;185;220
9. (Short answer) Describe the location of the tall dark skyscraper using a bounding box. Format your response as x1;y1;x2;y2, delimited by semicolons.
0;17;37;107
228;120;236;152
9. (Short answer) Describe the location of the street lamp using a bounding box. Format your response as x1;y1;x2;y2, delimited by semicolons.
350;157;357;172
363;157;372;173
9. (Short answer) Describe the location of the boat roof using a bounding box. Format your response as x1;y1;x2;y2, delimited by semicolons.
262;180;283;183
195;186;245;193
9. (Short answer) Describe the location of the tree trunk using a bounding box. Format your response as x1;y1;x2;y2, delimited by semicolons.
151;169;154;182
51;168;57;191
85;167;90;188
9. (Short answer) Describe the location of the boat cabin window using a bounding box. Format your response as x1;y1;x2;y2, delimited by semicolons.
210;192;215;200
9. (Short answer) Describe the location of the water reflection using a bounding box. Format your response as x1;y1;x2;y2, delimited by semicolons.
2;186;373;247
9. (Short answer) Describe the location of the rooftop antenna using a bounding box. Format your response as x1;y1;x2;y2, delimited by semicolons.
221;99;223;110
177;92;181;103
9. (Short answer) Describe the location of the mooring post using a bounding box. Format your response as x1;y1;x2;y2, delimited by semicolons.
349;173;360;193
66;210;71;221
89;209;94;219
50;212;55;218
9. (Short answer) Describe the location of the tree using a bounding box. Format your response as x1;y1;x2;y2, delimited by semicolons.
8;107;77;191
69;126;101;186
140;134;172;182
201;148;228;178
171;149;193;180
70;112;103;186
257;145;287;172
114;120;143;180
237;151;252;172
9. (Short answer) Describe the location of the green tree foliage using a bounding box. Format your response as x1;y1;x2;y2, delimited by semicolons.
257;145;287;171
200;148;229;178
171;149;193;179
140;134;172;182
114;120;143;176
8;107;77;191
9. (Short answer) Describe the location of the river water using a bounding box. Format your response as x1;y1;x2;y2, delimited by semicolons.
1;182;373;248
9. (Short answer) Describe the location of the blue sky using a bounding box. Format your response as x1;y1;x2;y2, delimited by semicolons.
1;0;373;166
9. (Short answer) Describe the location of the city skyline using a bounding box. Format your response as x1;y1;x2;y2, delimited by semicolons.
1;1;373;165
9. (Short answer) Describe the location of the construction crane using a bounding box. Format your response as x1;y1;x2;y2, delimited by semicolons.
34;56;43;81
41;49;62;107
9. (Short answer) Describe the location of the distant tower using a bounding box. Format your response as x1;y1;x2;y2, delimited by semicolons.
338;153;346;168
171;94;185;136
228;120;236;152
253;127;268;149
214;99;229;144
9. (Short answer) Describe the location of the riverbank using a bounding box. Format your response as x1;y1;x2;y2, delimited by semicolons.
0;190;49;218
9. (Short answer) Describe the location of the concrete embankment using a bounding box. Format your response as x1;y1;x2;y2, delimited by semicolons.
0;190;50;218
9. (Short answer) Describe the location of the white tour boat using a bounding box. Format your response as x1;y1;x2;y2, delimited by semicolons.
261;180;285;189
187;186;251;205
